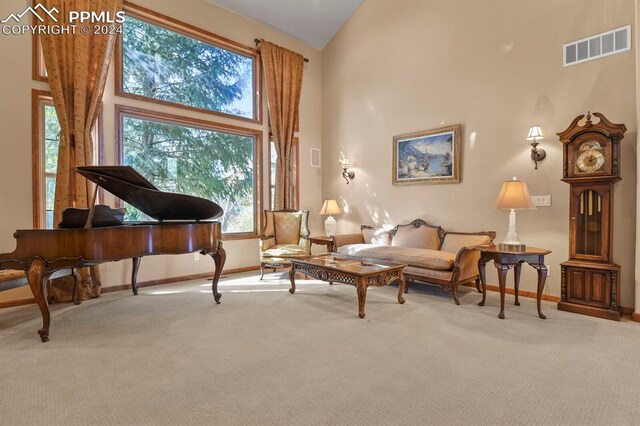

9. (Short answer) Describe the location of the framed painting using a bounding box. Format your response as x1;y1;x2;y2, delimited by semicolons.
392;124;461;185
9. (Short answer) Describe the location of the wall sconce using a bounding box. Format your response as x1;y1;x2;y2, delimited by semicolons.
340;157;355;184
527;125;546;170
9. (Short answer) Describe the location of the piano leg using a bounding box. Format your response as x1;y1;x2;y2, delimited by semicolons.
131;257;141;295
209;245;226;304
26;258;52;342
71;269;81;305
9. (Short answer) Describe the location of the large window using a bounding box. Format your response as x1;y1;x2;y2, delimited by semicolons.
114;4;264;238
40;102;59;229
32;4;263;237
32;90;102;229
116;4;261;123
116;106;262;236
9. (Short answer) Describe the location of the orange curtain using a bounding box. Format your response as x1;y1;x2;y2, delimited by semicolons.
40;0;123;301
260;39;304;210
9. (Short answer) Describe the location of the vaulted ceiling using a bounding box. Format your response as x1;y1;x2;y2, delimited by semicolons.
209;0;363;49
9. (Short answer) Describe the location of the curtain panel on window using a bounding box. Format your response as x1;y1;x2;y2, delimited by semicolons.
40;0;123;302
259;39;304;210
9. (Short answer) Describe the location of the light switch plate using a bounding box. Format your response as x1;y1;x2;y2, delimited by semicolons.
531;195;551;207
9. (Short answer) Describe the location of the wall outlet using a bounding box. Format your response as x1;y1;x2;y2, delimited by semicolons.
194;252;200;261
545;265;551;277
531;195;551;207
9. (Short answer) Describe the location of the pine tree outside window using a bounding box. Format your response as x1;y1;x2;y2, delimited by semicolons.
115;4;263;236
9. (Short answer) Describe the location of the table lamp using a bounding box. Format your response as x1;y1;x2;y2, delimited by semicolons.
495;177;535;252
319;199;342;236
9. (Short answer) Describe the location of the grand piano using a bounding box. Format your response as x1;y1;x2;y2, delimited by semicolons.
0;166;226;342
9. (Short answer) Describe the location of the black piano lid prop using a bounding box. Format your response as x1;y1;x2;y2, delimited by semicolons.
76;166;224;221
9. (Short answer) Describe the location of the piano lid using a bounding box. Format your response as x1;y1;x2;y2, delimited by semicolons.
76;166;224;221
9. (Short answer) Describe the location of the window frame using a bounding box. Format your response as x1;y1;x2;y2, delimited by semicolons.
31;89;104;229
32;33;47;82
268;137;300;210
114;104;263;240
114;2;263;124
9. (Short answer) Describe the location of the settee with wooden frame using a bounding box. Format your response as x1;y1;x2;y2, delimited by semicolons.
331;219;496;304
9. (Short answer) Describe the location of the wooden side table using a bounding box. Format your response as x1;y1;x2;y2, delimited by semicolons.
309;235;335;253
478;246;551;319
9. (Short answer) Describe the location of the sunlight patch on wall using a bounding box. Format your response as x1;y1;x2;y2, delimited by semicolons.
340;197;350;214
501;43;514;54
469;131;477;150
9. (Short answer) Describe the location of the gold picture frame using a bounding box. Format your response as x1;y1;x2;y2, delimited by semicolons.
392;124;462;185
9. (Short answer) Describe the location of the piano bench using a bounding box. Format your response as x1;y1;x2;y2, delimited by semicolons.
0;269;78;304
0;270;28;292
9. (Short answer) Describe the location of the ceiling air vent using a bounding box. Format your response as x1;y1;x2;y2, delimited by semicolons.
563;25;631;67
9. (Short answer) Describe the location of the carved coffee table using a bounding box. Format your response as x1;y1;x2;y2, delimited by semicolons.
289;255;406;318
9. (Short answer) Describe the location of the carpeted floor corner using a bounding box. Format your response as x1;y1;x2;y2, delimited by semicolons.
1;272;639;425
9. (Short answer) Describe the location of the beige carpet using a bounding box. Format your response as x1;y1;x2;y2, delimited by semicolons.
1;272;639;425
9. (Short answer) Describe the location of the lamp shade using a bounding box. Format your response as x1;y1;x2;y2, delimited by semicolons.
495;179;535;210
319;199;342;216
527;125;544;140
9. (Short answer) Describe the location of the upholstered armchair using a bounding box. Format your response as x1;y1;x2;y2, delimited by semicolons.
259;210;311;279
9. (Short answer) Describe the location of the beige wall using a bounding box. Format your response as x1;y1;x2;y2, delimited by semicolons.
0;0;323;301
322;0;637;305
635;0;640;318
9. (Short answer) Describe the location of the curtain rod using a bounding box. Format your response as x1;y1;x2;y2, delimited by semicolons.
254;39;310;63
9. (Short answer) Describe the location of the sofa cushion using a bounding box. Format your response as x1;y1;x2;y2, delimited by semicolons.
361;227;391;245
337;245;454;270
274;212;302;245
441;233;491;254
404;265;453;282
337;244;375;257
392;224;441;249
261;244;308;258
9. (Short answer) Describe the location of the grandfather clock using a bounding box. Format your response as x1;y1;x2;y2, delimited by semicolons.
557;112;626;321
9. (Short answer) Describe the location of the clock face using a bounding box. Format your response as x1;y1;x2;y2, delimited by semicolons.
576;150;605;172
575;141;606;173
